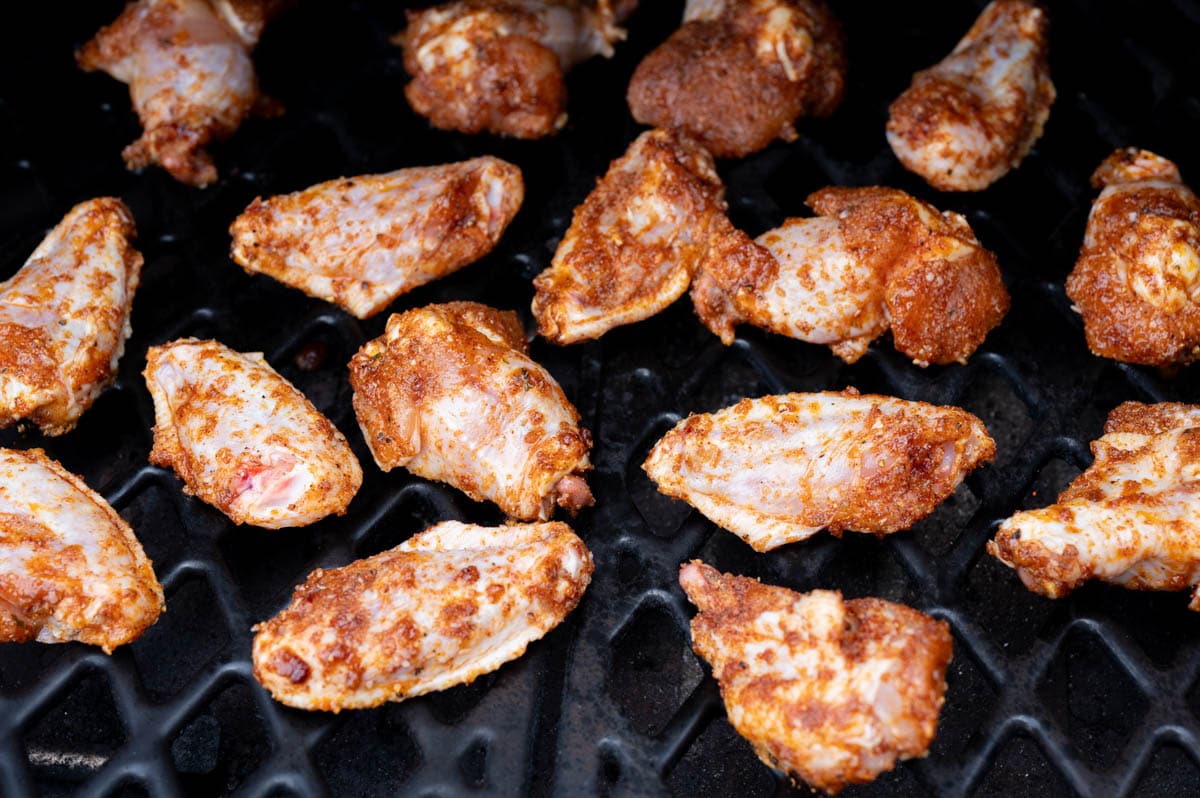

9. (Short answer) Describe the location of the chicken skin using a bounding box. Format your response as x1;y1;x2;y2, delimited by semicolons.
532;129;727;343
398;0;631;139
253;520;592;711
680;562;952;794
230;157;524;319
990;401;1200;609
628;0;846;159
144;339;362;528
1065;149;1200;366
644;390;995;552
350;302;593;519
0;198;142;436
693;186;1010;365
886;0;1054;192
0;448;164;653
77;0;281;187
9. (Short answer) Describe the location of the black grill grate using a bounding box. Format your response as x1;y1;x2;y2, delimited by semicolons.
3;1;1200;795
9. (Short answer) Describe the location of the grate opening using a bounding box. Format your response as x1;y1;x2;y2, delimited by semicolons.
609;602;703;738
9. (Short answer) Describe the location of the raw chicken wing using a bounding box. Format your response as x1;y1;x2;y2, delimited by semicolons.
253;520;592;710
230;157;524;319
398;0;631;138
145;339;362;528
0;448;164;653
887;0;1054;191
628;0;845;158
694;186;1010;365
350;302;593;519
644;390;995;551
533;129;726;343
0;198;142;435
680;562;952;794
990;401;1200;608
1065;149;1200;366
77;0;282;187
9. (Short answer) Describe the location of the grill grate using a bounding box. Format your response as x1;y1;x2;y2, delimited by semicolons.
3;1;1200;795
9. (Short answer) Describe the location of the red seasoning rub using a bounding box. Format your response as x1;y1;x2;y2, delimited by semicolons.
230;157;523;319
0;448;164;653
0;198;142;435
886;0;1054;192
350;302;593;520
990;401;1200;609
680;562;952;794
628;0;845;158
1065;148;1200;366
253;520;592;711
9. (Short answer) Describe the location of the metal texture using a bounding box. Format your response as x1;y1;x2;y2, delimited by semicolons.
2;1;1200;795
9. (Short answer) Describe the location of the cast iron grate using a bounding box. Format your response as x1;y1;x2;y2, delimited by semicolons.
2;1;1200;795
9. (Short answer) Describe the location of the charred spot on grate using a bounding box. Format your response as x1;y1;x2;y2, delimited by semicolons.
971;733;1077;798
170;681;272;794
1036;625;1149;771
131;575;230;702
1133;742;1200;797
315;708;421;797
666;716;775;798
24;671;128;791
610;601;703;738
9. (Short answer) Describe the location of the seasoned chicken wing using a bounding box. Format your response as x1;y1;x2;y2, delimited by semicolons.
990;401;1200;609
145;339;362;528
350;302;593;519
230;157;524;319
398;0;631;139
0;448;164;653
253;520;592;711
680;562;952;794
77;0;281;187
1065;149;1200;366
644;390;995;551
886;0;1054;191
0;198;142;436
694;186;1010;365
628;0;845;159
533;129;726;343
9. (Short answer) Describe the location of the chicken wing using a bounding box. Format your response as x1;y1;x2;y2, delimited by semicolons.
0;198;142;436
398;0;631;139
77;0;280;187
680;562;952;794
0;448;164;653
253;520;592;711
144;339;362;528
644;389;995;551
886;0;1053;192
693;186;1010;365
532;129;726;343
990;401;1200;609
230;157;524;319
627;0;845;159
350;302;593;519
1064;149;1200;366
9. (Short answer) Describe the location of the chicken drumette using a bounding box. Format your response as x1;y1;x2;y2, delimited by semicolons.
145;339;362;528
77;0;285;187
230;157;524;319
990;401;1200;609
1065;148;1200;366
398;0;633;139
0;448;164;653
680;562;952;794
254;520;592;711
628;0;845;159
0;198;142;436
645;389;995;552
349;302;593;519
532;128;727;343
693;186;1010;365
886;0;1054;191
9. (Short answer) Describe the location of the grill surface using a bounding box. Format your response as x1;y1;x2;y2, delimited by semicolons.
2;1;1200;796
